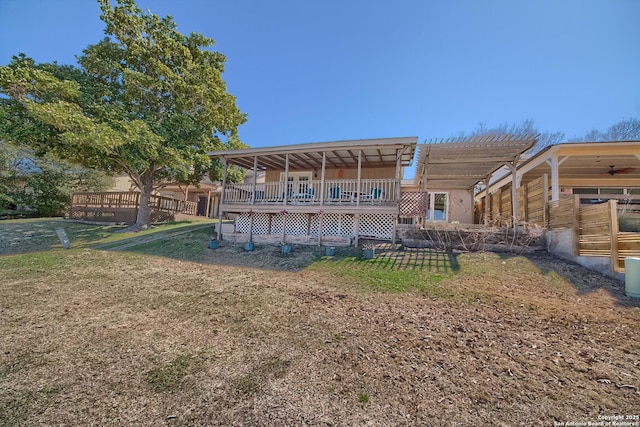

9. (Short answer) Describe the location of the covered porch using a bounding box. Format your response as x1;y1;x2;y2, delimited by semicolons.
208;137;417;245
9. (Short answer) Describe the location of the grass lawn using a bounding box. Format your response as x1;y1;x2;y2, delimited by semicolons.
1;219;639;426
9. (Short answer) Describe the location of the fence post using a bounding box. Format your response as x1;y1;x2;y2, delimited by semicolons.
543;174;549;227
610;199;619;276
572;195;580;258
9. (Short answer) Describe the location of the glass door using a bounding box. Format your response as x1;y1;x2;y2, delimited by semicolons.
427;192;448;221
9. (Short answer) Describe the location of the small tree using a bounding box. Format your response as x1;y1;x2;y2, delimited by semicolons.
0;0;246;229
468;119;564;153
574;117;640;142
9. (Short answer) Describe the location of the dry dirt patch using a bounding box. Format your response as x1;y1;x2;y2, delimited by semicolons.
1;246;639;426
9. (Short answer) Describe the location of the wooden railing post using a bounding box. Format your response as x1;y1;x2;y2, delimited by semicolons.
610;199;619;275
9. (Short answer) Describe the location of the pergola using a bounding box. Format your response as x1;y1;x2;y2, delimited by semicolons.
414;134;538;225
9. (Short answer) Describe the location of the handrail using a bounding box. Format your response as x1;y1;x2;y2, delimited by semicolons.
222;179;398;205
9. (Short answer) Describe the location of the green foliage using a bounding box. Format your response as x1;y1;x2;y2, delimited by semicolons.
146;354;193;393
0;0;246;228
357;393;370;404
0;141;113;217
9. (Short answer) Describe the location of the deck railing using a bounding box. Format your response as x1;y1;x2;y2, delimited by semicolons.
222;179;398;205
70;191;198;220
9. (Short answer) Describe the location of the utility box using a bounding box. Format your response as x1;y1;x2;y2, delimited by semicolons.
625;257;640;298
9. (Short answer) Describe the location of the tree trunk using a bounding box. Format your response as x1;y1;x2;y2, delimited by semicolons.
133;171;154;230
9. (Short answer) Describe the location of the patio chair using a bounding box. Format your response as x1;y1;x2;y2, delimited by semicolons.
361;188;382;203
329;187;341;201
371;188;382;200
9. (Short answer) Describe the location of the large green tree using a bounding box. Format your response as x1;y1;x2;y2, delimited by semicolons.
0;0;246;229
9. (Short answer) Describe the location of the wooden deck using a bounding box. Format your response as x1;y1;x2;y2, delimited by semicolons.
69;192;198;224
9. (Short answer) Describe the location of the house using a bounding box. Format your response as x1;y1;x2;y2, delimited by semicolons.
474;140;640;276
409;135;538;225
475;140;640;226
207;137;418;245
109;172;246;218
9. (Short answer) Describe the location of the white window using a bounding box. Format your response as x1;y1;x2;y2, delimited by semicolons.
279;171;313;196
427;192;448;221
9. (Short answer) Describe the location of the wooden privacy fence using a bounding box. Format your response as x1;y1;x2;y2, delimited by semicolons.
485;175;547;226
69;192;198;224
547;195;640;272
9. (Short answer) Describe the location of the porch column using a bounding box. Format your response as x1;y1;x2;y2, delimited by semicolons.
249;156;257;241
484;173;492;226
543;173;549;225
550;155;560;202
319;152;326;206
251;156;258;205
546;155;568;202
217;159;228;240
282;154;289;243
283;153;289;207
356;150;362;206
395;148;402;202
395;148;403;249
509;154;520;228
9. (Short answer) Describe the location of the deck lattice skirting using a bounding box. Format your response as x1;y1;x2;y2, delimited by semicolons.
233;212;395;243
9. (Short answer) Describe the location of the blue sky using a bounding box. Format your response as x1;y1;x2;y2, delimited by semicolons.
1;0;639;150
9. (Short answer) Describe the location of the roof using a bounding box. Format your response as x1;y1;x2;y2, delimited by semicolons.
415;134;538;190
207;137;418;171
484;140;640;193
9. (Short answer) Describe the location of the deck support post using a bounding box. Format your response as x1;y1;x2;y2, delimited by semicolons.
356;150;362;206
251;156;258;205
354;213;360;247
217;159;228;241
319;152;326;206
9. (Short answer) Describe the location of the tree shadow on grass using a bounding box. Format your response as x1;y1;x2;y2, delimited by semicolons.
366;243;460;273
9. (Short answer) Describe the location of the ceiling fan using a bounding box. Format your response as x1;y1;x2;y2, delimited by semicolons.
606;165;636;175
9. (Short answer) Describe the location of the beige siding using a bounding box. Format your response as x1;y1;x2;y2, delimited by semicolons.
265;166;398;182
429;188;474;224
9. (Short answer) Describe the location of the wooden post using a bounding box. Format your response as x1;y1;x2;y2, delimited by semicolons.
543;173;549;226
205;190;212;218
550;155;559;202
282;154;289;244
572;195;580;259
251;156;258;205
317;214;323;246
510;156;520;229
283;153;289;207
282;214;287;244
395;148;402;203
610;199;619;276
217;159;228;241
354;213;360;247
392;217;397;247
484;173;491;226
356;150;362;206
319;152;326;206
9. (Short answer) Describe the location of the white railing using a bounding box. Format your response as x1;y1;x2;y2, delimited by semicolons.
222;179;398;205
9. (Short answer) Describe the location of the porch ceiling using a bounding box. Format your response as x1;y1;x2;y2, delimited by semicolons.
518;142;640;185
415;134;538;190
207;137;418;171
